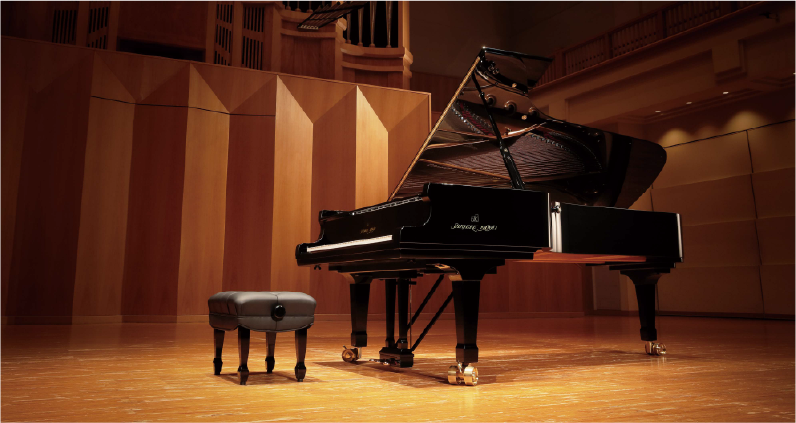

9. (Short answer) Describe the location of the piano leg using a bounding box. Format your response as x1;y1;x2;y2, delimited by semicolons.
384;279;396;348
450;280;480;386
624;270;667;356
343;277;372;363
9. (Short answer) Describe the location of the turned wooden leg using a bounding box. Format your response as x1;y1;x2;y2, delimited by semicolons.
294;328;307;382
238;328;250;385
213;329;224;375
265;332;276;373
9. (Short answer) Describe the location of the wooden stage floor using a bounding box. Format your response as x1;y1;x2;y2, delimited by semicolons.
2;316;794;422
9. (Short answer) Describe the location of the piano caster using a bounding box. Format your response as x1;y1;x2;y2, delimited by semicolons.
447;363;478;386
645;341;667;356
342;346;361;363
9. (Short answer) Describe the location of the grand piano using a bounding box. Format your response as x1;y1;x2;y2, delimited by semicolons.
296;48;683;386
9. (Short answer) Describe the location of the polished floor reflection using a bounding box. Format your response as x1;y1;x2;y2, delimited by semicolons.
2;316;794;422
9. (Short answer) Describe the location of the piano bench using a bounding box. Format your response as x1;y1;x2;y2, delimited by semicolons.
208;291;316;384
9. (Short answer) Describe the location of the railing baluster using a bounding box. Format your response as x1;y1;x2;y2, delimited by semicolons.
346;13;351;43
386;1;393;48
357;5;363;46
369;1;376;47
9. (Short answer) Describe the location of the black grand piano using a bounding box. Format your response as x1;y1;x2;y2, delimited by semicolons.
296;48;683;386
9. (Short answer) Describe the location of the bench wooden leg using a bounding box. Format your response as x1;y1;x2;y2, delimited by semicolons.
213;329;224;375
294;328;307;382
238;328;250;385
265;332;276;373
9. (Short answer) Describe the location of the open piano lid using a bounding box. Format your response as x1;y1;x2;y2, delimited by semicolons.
391;48;666;209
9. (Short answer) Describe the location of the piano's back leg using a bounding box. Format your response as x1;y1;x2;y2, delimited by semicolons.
622;269;667;356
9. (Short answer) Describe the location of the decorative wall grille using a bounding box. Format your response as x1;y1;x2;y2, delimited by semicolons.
242;4;265;70
214;1;234;65
51;3;78;45
87;1;110;49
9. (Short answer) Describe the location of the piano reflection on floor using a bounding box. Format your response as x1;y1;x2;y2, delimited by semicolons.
296;47;682;386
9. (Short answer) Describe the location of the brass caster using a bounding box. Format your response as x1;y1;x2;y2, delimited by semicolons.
342;346;360;363
462;365;478;386
447;365;462;385
645;341;667;356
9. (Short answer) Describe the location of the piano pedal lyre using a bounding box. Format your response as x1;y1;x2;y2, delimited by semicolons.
342;346;361;363
447;362;478;386
645;341;667;356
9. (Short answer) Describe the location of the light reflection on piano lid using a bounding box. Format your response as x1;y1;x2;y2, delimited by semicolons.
390;48;667;209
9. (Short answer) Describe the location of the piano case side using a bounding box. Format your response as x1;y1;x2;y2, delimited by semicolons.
553;203;683;261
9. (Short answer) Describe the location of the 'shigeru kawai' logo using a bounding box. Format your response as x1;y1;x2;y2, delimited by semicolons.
451;214;496;232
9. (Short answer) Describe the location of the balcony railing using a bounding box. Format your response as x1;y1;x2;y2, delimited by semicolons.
537;1;759;86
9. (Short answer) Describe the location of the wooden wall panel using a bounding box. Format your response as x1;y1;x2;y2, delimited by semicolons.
72;98;134;316
506;263;586;313
747;121;795;173
6;56;93;318
658;267;764;314
761;264;795;315
1;39;30;315
355;88;389;207
176;109;229;315
756;217;795;266
121;105;187;316
309;91;357;314
222;116;276;292
678;221;760;268
651;175;757;226
387;100;430;194
654;132;752;189
752;169;795;219
270;77;313;293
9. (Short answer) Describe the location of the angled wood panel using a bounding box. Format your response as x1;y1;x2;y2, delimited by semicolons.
654;132;752;189
177;109;229;315
72;98;134;316
270;77;313;293
752;168;795;219
756;216;795;265
657;266;764;314
747;121;795;173
222;115;276;292
678;221;760;268
6;56;93;318
760;264;795;315
387;100;430;194
308;90;357;314
121;105;187;316
355;88;389;207
651;175;757;226
1;38;30;315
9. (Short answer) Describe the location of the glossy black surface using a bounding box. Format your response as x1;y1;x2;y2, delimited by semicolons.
391;48;666;209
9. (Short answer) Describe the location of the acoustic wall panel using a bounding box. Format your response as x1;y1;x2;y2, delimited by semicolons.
654;132;752;189
6;56;93;319
752;168;795;219
121;105;187;316
677;221;760;268
651;175;757;226
747;121;795;173
176;109;229;315
657;267;764;314
73;98;134;317
0;40;30;315
756;217;796;266
355;88;389;208
222;115;276;293
270;77;313;293
761;264;795;315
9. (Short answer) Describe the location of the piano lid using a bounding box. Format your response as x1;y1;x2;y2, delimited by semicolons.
390;48;667;209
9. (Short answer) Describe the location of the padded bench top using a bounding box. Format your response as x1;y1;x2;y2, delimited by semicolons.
209;291;316;332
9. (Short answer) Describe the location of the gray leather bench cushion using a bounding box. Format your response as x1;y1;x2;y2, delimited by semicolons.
208;291;316;332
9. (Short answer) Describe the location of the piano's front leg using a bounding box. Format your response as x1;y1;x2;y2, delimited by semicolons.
342;275;372;363
449;279;481;386
622;269;667;356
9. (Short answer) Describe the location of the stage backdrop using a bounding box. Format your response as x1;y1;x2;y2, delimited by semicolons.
1;36;590;324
